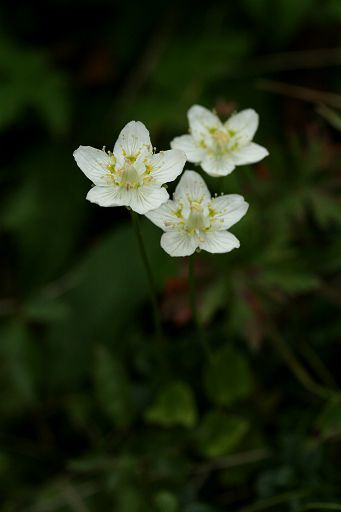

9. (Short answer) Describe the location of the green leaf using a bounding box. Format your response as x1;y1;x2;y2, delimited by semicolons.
24;295;70;323
0;321;39;413
93;346;133;427
116;486;146;512
204;345;252;406
2;145;87;288
0;39;70;133
317;105;341;131
154;490;178;512
308;190;341;228
68;454;115;473
0;38;69;134
200;280;226;324
317;395;341;438
261;269;320;294
241;0;317;43
196;411;249;458
145;381;197;428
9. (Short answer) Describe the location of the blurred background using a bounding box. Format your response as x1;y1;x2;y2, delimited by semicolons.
1;0;341;510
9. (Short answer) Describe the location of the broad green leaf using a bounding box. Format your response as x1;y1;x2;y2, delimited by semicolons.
24;295;70;323
241;0;317;43
0;38;69;134
317;395;341;438
204;345;252;406
261;269;320;294
308;190;341;228
196;411;249;458
0;321;39;413
145;381;197;428
200;280;226;324
93;346;133;427
154;490;178;512
116;486;146;512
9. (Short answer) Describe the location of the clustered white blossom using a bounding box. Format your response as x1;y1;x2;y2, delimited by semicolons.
74;104;269;256
171;105;268;177
146;170;249;257
74;121;186;215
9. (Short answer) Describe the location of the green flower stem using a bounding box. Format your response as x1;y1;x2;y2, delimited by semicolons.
188;253;211;358
299;339;337;389
296;503;341;512
268;323;333;400
130;211;162;341
240;490;310;512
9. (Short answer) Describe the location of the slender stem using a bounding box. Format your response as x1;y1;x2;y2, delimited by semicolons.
299;340;337;389
130;211;162;340
188;253;211;358
268;323;333;399
296;503;341;512
240;490;310;512
256;79;341;108
188;254;199;329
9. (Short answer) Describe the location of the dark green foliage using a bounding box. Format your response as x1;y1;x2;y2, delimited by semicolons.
204;345;252;406
196;412;249;458
145;381;197;427
1;1;341;510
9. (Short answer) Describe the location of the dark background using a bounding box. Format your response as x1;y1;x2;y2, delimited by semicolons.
1;1;341;510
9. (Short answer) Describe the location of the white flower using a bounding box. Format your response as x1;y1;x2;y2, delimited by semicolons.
145;170;249;257
73;121;186;215
171;104;269;177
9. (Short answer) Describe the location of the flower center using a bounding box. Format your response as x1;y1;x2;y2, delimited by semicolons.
120;164;141;190
211;128;230;154
186;201;209;232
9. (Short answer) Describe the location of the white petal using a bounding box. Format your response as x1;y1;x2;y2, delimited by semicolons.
199;231;240;253
188;105;223;143
201;154;235;177
170;134;204;163
232;142;269;165
129;184;169;215
149;149;186;184
210;195;249;230
160;231;197;257
145;200;180;231
174;170;211;205
73;146;111;185
225;109;259;145
86;185;129;207
113;121;152;161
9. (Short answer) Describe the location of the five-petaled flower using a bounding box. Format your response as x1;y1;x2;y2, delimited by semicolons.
145;170;249;257
74;121;186;214
171;104;268;177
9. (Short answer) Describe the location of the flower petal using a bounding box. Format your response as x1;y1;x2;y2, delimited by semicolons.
201;154;235;177
170;134;204;163
129;184;169;215
161;231;197;257
86;185;129;207
149;149;186;184
188;105;223;144
199;231;240;253
113;121;152;162
232;142;269;165
225;109;259;145
210;194;249;230
73;146;111;185
174;170;211;205
145;200;180;231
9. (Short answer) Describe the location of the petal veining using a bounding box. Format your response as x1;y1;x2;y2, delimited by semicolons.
73;146;111;185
